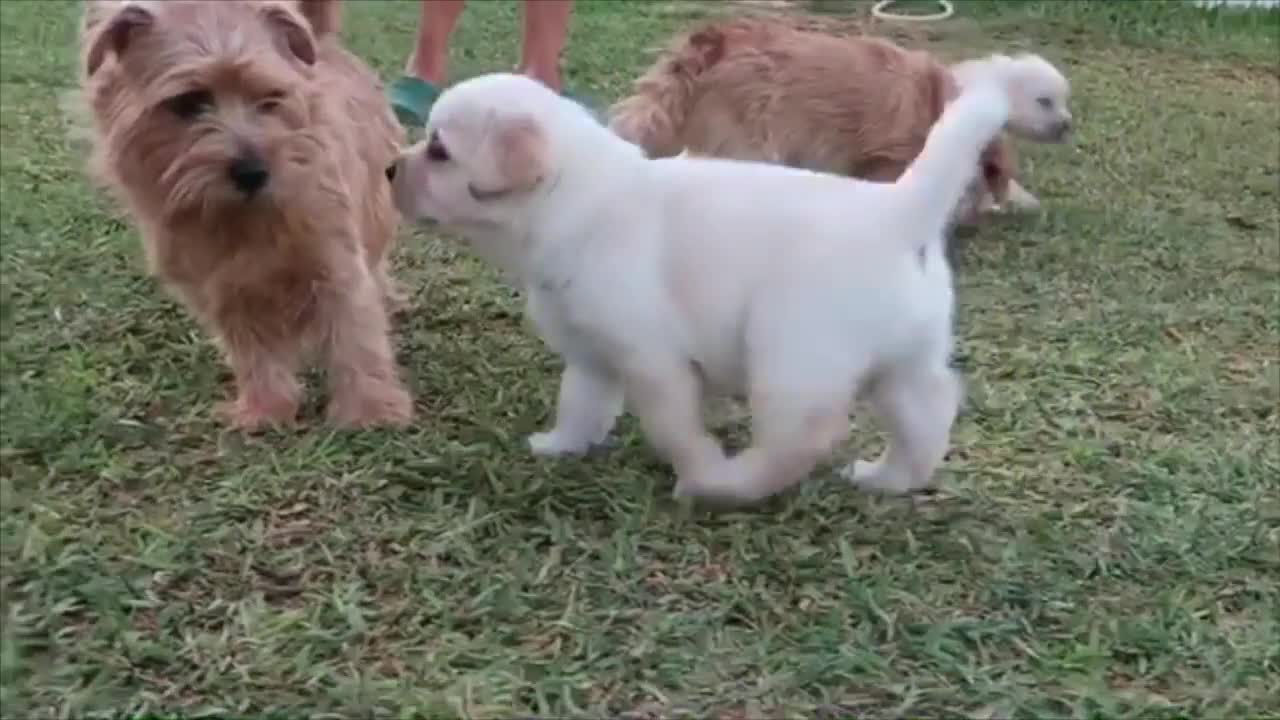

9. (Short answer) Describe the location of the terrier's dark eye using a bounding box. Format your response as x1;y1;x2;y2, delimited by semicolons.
164;89;215;120
259;90;287;114
1036;96;1053;109
426;131;450;162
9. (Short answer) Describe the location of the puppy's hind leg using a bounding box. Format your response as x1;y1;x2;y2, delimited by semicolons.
623;359;727;497
685;374;854;505
323;267;414;428
842;362;961;495
529;363;624;457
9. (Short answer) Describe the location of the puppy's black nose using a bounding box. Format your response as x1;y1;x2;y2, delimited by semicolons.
228;153;269;195
385;162;397;182
1057;118;1073;138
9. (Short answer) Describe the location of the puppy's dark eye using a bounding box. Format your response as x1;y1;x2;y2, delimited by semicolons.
1036;96;1053;109
426;131;450;163
259;90;287;114
164;89;215;120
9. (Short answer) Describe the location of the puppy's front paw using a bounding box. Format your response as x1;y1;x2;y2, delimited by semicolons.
527;430;600;457
671;467;755;507
840;460;920;496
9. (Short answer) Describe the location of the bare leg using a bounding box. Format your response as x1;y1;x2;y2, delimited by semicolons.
519;0;572;92
324;270;413;428
408;0;466;85
528;363;624;457
841;364;960;494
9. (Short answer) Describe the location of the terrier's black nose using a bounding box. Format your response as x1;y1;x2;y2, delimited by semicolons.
228;153;269;195
385;162;397;182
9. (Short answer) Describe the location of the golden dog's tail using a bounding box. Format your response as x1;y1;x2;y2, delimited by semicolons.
607;23;731;157
296;0;342;36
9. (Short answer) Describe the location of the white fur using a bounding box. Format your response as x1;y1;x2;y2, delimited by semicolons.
950;52;1072;143
390;73;1010;505
949;52;1071;216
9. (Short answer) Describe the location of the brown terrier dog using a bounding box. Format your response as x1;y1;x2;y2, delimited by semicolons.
78;0;413;431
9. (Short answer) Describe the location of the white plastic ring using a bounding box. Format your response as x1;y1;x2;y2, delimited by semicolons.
871;0;956;22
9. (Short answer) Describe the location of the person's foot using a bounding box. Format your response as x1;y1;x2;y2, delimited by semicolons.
388;75;440;130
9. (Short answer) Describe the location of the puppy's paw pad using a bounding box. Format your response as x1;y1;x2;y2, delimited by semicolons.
528;431;592;457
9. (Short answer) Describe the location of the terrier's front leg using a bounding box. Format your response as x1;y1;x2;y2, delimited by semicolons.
529;363;624;457
323;266;414;428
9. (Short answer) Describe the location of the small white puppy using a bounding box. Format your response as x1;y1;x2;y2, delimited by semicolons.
952;53;1073;215
388;73;1009;505
952;53;1073;144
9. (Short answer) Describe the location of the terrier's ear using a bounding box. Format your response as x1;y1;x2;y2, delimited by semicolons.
262;4;318;66
294;0;342;37
83;3;154;76
468;115;551;201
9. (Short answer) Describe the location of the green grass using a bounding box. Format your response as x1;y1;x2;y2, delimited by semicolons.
2;0;1278;717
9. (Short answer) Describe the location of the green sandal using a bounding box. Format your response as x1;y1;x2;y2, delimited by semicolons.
388;75;597;130
388;75;440;130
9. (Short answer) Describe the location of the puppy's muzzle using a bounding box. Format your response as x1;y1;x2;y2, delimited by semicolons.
1053;117;1073;141
228;151;269;196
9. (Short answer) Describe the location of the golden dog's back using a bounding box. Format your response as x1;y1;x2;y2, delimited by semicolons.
611;17;956;181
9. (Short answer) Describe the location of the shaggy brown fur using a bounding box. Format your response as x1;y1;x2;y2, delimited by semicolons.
609;16;1017;224
78;0;414;431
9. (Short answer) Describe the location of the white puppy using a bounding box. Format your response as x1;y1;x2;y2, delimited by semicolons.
952;53;1072;144
950;53;1073;214
388;73;1009;505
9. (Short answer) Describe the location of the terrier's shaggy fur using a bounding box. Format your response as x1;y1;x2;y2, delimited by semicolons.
78;0;414;430
609;17;1072;224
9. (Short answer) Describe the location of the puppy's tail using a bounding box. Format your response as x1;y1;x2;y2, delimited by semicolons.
296;0;342;36
607;25;728;157
890;80;1010;244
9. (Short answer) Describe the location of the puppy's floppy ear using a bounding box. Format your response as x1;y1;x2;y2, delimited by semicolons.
261;3;318;66
470;114;552;200
83;2;153;76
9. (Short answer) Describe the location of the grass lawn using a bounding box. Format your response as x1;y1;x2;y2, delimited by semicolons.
2;0;1278;717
